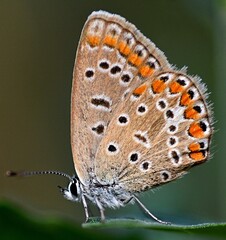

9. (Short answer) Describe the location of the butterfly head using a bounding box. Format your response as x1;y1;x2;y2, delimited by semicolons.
6;170;82;202
58;177;81;202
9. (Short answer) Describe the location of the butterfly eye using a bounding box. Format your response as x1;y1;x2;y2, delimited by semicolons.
69;181;78;197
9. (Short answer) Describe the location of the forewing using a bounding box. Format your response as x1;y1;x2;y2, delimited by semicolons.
71;11;169;183
95;71;213;192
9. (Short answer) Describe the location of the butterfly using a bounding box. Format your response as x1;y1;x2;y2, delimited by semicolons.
7;10;213;224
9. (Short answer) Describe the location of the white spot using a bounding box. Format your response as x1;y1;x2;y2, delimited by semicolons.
119;71;133;87
167;124;178;134
133;44;148;59
128;151;141;164
158;73;174;82
103;45;114;52
139;161;152;172
136;103;148;116
117;113;130;126
87;19;105;36
133;131;151;149
121;88;131;101
106;141;120;155
160;170;171;182
84;68;95;82
168;149;182;166
146;56;160;70
106;23;122;36
122;32;135;47
156;98;168;111
166;136;179;147
90;121;105;137
98;59;111;72
90;94;112;112
109;64;123;77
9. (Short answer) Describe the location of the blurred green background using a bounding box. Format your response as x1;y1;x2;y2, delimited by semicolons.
1;0;226;239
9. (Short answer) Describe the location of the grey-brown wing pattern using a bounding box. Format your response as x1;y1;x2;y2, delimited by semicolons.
71;11;170;184
95;70;213;192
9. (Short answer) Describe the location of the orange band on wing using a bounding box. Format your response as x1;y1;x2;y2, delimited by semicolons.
133;84;147;96
128;53;143;66
139;65;154;78
103;36;118;48
152;79;167;94
117;41;131;56
170;82;184;94
180;92;193;106
189;151;206;161
185;108;200;120
87;35;101;47
188;122;205;138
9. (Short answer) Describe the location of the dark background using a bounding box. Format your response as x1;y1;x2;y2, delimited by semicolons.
1;0;225;230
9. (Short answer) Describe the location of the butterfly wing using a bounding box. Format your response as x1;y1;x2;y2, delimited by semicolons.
71;11;169;184
95;71;213;192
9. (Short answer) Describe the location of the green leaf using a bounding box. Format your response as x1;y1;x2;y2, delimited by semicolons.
1;200;226;240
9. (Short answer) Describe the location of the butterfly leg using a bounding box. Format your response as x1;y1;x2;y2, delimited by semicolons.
95;197;105;222
132;195;170;225
81;194;90;222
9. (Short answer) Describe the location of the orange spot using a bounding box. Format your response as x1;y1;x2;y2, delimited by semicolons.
118;41;131;56
103;35;117;48
170;82;184;94
180;92;193;106
139;65;154;78
185;108;200;120
189;151;205;161
188;142;201;152
133;84;147;96
128;53;143;66
188;122;205;138
152;79;167;94
87;35;100;47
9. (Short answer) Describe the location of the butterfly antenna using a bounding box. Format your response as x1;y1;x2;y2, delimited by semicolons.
6;170;74;182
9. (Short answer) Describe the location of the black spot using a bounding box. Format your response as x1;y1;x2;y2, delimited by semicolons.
130;153;138;162
177;79;186;86
160;75;169;82
99;61;109;69
171;151;179;163
199;121;207;132
91;98;110;109
158;100;166;109
108;144;117;152
169;125;176;132
70;181;78;197
138;105;146;113
136;49;143;57
118;116;128;124
92;124;104;134
134;134;147;143
188;89;195;99
199;142;205;148
126;37;131;44
132;93;140;98
147;61;155;69
143;185;149;191
162;172;169;181
166;110;174;118
193;105;202;113
110;29;117;35
110;66;121;74
85;70;94;78
121;74;131;83
169;137;176;145
142;162;149;170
